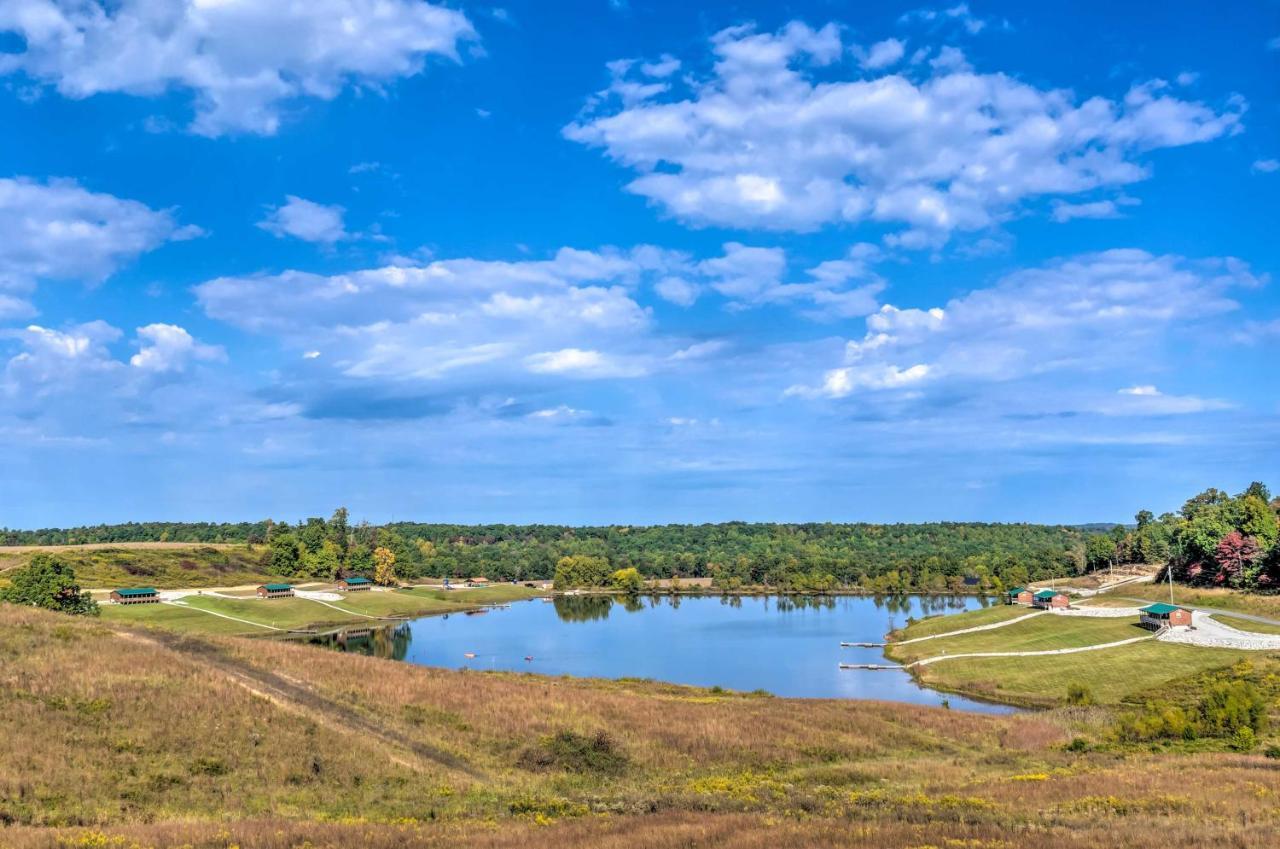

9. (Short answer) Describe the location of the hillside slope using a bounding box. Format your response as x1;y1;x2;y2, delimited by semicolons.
2;604;1280;847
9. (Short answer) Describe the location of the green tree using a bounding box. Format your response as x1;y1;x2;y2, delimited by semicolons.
269;533;302;576
0;554;98;616
554;555;612;589
302;540;343;579
610;567;644;594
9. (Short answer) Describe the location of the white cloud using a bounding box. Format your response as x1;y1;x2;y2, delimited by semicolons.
0;178;198;306
0;0;475;136
130;323;225;373
899;4;1003;35
785;250;1266;400
654;276;700;306
1110;385;1228;415
524;348;645;378
640;54;681;78
1051;197;1138;222
258;196;348;244
1252;159;1279;173
194;247;671;388
3;321;122;393
565;22;1243;242
857;38;906;70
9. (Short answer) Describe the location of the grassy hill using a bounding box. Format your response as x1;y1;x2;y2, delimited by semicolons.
3;604;1280;848
0;543;273;589
886;607;1262;708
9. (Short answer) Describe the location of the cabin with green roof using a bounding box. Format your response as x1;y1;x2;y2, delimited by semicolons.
257;583;294;599
110;587;159;605
338;576;372;592
1140;602;1192;629
1005;587;1033;605
1032;589;1069;609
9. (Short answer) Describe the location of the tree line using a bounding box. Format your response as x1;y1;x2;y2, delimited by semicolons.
1088;482;1280;591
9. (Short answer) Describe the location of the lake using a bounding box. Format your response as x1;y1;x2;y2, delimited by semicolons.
303;593;1015;714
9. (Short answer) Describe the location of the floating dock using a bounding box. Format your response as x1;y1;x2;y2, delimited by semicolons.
839;662;903;670
840;641;885;648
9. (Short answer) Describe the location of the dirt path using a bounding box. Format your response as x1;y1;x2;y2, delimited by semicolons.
1157;612;1280;650
908;633;1159;667
117;627;482;780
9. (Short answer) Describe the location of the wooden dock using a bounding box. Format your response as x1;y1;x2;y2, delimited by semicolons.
840;641;885;648
839;662;903;671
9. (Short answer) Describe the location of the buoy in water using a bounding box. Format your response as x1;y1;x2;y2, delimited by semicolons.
524;655;534;661
463;652;476;659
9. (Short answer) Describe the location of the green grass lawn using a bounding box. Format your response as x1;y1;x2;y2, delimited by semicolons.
890;603;1032;640
98;585;549;636
1211;614;1280;635
889;614;1147;665
908;640;1249;707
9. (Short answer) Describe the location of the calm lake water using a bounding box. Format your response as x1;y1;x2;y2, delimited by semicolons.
304;594;1014;714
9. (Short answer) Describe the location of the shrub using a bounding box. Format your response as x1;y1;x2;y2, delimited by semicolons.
1066;683;1096;706
517;730;628;776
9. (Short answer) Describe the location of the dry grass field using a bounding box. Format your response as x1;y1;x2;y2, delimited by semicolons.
2;603;1280;848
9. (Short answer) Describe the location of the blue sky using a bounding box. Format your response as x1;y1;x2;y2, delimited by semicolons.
0;0;1277;528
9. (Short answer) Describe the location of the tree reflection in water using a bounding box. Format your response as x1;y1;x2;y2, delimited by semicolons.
305;622;413;660
552;595;614;622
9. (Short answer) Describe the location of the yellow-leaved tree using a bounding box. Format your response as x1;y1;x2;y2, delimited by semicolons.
373;546;398;586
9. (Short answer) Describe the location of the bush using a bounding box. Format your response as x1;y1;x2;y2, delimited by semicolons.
1066;683;1096;706
517;730;628;776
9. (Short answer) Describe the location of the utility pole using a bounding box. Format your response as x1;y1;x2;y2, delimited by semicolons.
1168;563;1174;605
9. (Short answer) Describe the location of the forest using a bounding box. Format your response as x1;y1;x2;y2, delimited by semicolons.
4;481;1276;593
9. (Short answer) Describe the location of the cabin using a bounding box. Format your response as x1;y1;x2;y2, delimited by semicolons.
110;588;159;605
466;576;490;587
1140;602;1193;630
1032;589;1070;609
1005;587;1034;605
256;583;294;599
338;576;372;592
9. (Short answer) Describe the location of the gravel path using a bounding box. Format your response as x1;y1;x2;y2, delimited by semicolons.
1054;606;1143;618
1156;612;1280;651
908;633;1159;667
892;610;1047;645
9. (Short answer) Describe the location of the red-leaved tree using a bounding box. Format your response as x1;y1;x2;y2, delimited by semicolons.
1214;532;1260;586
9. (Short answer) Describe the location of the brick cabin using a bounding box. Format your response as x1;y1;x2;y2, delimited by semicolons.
1005;587;1034;605
256;583;294;599
110;588;159;605
1032;589;1070;609
1140;602;1193;629
338;576;372;592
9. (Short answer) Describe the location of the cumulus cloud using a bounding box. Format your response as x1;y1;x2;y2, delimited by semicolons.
785;250;1266;400
0;177;198;310
899;3;1002;35
129;324;226;373
258;196;348;244
0;0;476;136
857;38;906;70
565;22;1243;243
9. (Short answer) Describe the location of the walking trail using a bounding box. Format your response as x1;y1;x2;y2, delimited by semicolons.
908;632;1160;667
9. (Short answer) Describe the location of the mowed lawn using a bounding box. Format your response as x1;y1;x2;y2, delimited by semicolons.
1086;587;1280;620
99;586;546;635
909;640;1250;707
889;613;1146;665
1212;614;1280;635
891;603;1032;640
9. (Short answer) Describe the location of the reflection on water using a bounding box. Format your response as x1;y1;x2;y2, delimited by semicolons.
296;594;1011;713
304;622;414;660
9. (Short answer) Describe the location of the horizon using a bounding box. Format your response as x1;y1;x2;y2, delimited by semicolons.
2;0;1278;528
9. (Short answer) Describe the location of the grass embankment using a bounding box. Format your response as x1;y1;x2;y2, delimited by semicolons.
98;586;545;635
887;603;1033;641
886;608;1255;708
0;544;272;590
4;604;1280;848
